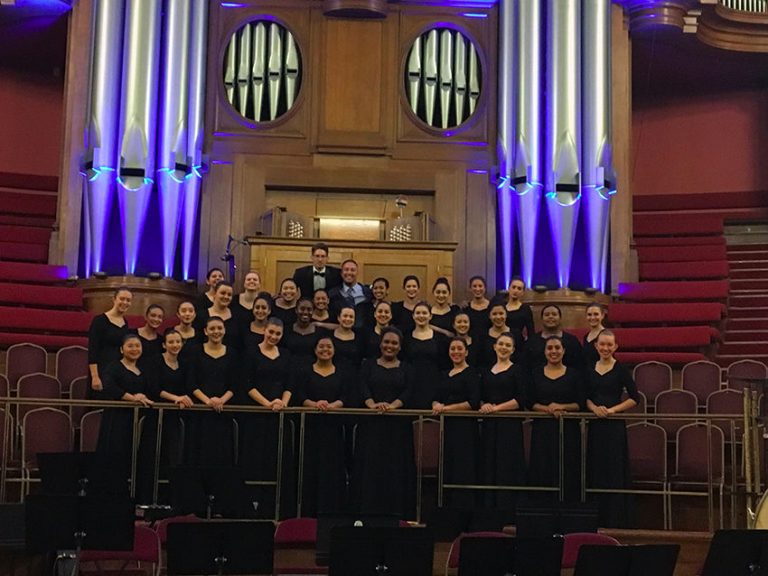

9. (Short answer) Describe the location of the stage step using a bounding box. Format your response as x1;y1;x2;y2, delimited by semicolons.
727;317;768;330
718;341;768;356
0;261;68;284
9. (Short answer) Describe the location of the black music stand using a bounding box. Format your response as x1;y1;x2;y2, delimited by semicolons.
37;452;126;497
169;466;254;519
573;544;679;576
700;530;768;576
328;526;433;576
515;502;599;538
166;520;275;576
315;513;401;566
458;536;564;576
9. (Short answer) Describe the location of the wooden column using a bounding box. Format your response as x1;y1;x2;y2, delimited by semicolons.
51;0;93;275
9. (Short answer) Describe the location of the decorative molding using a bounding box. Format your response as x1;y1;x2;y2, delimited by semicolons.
322;0;388;18
617;0;698;31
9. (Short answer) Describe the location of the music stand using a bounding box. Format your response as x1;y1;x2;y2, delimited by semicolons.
37;452;126;497
25;494;134;576
315;513;401;566
166;520;275;576
573;544;679;576
169;466;254;519
700;530;768;576
515;502;599;538
328;526;433;576
457;536;564;576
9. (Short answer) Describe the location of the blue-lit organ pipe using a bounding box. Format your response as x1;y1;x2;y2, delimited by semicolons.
157;0;190;278
237;23;251;118
513;0;543;287
582;0;614;291
497;0;516;287
116;0;161;274
468;43;480;115
545;0;581;288
181;0;208;280
454;33;467;125
82;0;124;276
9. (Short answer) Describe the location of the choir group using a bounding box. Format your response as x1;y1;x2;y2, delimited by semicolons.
87;243;639;527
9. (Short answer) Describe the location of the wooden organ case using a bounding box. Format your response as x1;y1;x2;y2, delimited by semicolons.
199;0;498;293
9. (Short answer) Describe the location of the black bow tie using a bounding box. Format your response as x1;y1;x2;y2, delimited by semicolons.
314;270;325;276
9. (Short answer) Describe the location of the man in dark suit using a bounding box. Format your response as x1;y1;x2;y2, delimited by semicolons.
328;258;373;328
293;242;342;298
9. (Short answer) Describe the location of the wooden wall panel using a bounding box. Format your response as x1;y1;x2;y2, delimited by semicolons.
314;15;395;150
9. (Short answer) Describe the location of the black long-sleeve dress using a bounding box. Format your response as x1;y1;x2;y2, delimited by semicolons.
97;361;152;498
239;345;295;518
431;305;460;334
480;364;526;509
391;301;416;335
88;314;129;395
352;360;416;517
524;332;584;376
282;326;329;368
185;347;241;466
527;367;584;502
434;367;481;508
505;303;535;342
293;366;347;516
582;334;600;369
145;355;187;469
463;303;490;340
587;362;639;527
402;332;449;409
193;308;243;353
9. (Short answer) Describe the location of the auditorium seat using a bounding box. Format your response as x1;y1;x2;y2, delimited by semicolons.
726;359;768;392
0;261;68;284
0;284;84;308
0;333;88;349
639;261;729;281
681;361;722;408
69;376;90;430
55;345;88;394
20;407;73;499
670;423;725;530
618;280;729;302
16;373;62;425
633;214;723;237
615;352;707;366
79;524;161;576
654;390;698;438
0;307;92;334
634;235;726;247
608;303;725;326
627;422;668;529
706;390;744;444
636;245;728;263
633;361;673;406
5;342;47;392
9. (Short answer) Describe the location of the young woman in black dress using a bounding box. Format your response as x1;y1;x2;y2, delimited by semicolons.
195;281;243;352
478;303;509;369
432;337;481;508
504;277;535;344
479;332;526;509
97;334;154;497
524;304;583;375
194;267;225;315
241;317;294;516
402;302;448;409
463;275;490;340
294;337;347;516
88;286;133;395
369;277;390;327
582;302;607;368
186;316;239;465
312;289;331;322
586;329;639;528
430;277;460;334
283;298;328;367
136;304;165;362
272;278;299;328
353;327;415;517
173;300;200;345
146;329;191;471
452;312;478;367
244;292;273;352
332;307;364;404
364;300;394;359
392;275;421;334
527;335;584;503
